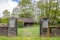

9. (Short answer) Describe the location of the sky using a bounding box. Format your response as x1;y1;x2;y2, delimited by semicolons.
0;0;39;17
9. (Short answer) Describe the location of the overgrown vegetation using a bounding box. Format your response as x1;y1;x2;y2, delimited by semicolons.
0;18;9;23
1;18;9;23
37;0;60;25
18;20;24;28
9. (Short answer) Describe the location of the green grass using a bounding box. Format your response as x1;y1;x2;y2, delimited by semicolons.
0;36;60;40
18;25;40;36
0;25;60;40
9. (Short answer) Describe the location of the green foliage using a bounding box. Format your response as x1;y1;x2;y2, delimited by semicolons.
18;0;31;6
3;10;10;14
3;9;10;18
37;0;60;25
18;20;24;28
19;13;33;18
0;18;1;23
19;6;34;18
56;18;60;26
1;18;9;23
18;0;34;18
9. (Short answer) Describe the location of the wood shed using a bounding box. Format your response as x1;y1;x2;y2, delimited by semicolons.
18;18;34;27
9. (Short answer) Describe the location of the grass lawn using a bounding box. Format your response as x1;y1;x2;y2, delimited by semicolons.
0;25;60;40
18;25;40;36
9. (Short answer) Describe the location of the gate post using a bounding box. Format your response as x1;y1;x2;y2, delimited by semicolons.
40;17;50;37
8;17;18;36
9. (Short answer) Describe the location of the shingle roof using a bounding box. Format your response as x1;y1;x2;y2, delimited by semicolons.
18;18;34;23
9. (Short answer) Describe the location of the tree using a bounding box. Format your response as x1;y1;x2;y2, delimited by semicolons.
19;12;33;18
3;10;10;18
18;0;31;6
18;0;34;18
37;0;60;25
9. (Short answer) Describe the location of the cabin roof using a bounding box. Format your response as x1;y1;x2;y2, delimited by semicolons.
18;18;34;23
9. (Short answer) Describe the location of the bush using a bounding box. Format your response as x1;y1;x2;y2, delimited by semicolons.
1;18;9;23
18;20;24;28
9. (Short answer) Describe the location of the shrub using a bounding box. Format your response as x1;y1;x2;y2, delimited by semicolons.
18;20;24;28
1;18;9;23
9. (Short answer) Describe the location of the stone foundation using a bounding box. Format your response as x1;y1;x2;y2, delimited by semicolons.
50;27;60;37
0;27;17;36
8;27;17;36
0;27;8;36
